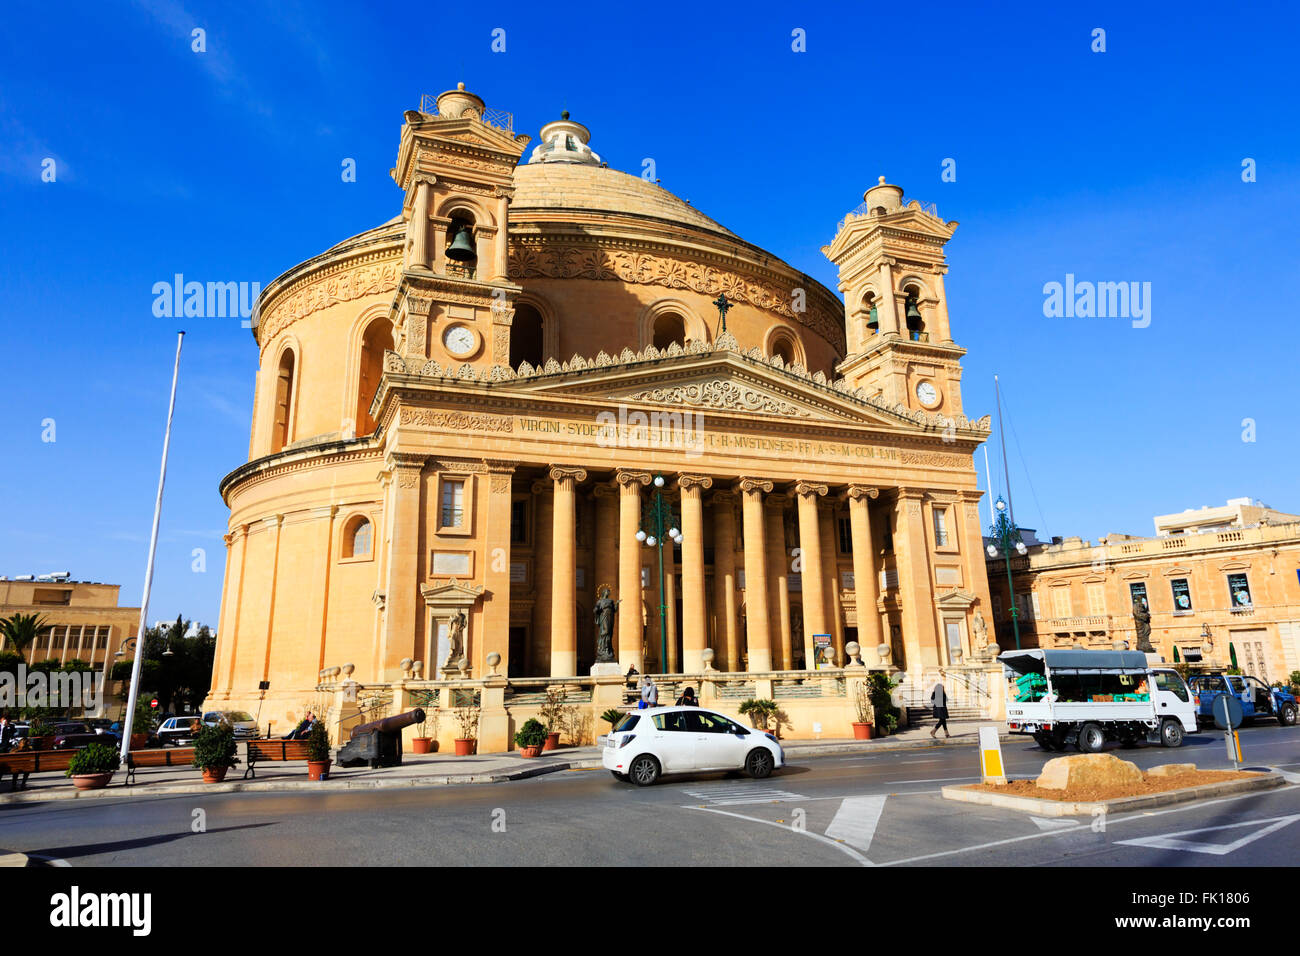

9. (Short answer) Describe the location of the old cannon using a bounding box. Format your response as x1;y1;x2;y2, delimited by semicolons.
336;708;426;769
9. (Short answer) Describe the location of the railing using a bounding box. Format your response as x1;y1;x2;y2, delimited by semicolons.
417;94;514;134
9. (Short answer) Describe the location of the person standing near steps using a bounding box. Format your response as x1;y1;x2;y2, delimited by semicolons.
930;680;950;738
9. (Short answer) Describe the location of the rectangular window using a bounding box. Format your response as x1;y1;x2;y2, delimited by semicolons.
510;499;528;545
1170;578;1193;613
1052;587;1071;619
1087;582;1105;616
1227;573;1252;607
933;507;949;547
441;479;465;528
992;594;1003;620
1031;592;1041;620
1128;582;1149;610
838;516;852;555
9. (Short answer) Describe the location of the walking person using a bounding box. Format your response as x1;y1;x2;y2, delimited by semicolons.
929;680;950;738
675;686;698;707
638;675;658;709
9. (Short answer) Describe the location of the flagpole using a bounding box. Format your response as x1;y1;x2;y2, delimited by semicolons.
995;374;1016;526
119;331;184;761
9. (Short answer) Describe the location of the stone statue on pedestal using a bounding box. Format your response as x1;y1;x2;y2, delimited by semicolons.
444;609;467;667
1131;598;1154;653
594;587;619;663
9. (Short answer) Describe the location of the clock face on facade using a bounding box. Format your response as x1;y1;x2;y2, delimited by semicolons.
443;324;476;358
915;380;940;408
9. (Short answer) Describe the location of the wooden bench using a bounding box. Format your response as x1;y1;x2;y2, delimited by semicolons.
243;738;312;779
0;749;77;791
123;747;196;786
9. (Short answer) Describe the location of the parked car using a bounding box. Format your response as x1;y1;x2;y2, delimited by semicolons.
202;710;260;740
109;721;159;749
52;722;102;750
157;715;204;747
1188;673;1297;726
602;706;784;786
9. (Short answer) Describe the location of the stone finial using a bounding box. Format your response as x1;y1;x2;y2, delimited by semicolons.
701;648;716;672
341;662;355;678
822;645;837;666
400;657;413;678
412;660;424;679
876;643;891;662
844;641;864;667
486;651;502;676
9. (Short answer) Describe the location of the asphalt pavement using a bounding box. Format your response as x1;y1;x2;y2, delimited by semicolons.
2;724;1296;866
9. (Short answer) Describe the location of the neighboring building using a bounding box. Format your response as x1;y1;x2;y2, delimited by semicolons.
0;577;139;672
209;85;996;729
986;499;1300;682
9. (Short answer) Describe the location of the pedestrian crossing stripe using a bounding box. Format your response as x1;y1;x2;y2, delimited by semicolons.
679;785;806;805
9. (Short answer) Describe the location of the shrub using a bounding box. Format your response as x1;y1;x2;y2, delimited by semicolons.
514;718;547;749
1288;671;1300;694
65;743;121;777
26;716;53;738
867;672;900;734
305;721;331;762
132;694;159;734
600;708;624;728
191;724;239;770
454;706;480;740
540;686;567;732
852;682;875;724
738;698;778;729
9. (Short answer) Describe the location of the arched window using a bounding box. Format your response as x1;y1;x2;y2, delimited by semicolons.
342;517;372;559
652;311;686;350
355;318;394;437
904;287;925;341
271;349;295;453
445;214;477;275
510;303;544;369
771;335;795;365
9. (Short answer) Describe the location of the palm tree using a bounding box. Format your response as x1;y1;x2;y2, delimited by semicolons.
0;613;48;660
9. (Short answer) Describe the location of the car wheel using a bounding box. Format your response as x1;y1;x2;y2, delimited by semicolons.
1160;718;1184;748
628;755;660;786
745;748;774;779
610;771;629;782
1278;703;1297;726
1077;723;1105;753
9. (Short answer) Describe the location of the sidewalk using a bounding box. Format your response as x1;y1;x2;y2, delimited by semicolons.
0;719;1004;804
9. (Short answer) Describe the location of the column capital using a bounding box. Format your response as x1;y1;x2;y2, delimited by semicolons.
615;468;652;487
957;488;985;503
896;486;928;501
411;174;437;189
845;484;881;501
482;458;519;474
548;465;588;484
793;480;828;499
676;474;714;493
733;477;773;495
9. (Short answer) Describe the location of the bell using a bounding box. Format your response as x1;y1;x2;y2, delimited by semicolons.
446;226;476;262
905;298;922;322
867;305;879;328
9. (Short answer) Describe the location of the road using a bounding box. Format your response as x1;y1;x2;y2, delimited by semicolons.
2;725;1297;866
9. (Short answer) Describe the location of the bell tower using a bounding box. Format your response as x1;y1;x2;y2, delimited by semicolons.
823;177;965;417
388;83;531;371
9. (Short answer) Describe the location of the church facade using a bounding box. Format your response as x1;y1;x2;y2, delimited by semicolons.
208;85;996;729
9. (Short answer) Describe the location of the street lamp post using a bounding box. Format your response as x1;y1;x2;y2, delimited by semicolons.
636;474;682;673
986;495;1028;650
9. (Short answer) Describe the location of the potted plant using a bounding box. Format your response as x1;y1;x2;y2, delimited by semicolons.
851;682;875;740
453;706;479;756
65;742;121;790
129;694;156;750
867;672;901;736
514;718;547;758
305;720;332;781
409;691;438;754
25;715;54;751
540;686;566;750
191;723;239;783
738;698;779;736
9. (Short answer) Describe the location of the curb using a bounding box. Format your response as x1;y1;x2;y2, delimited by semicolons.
0;851;30;867
940;773;1285;816
0;733;1011;804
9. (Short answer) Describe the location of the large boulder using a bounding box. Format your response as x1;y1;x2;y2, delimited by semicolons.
1036;754;1143;790
1146;763;1197;777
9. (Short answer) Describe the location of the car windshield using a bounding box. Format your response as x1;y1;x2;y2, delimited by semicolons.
227;712;254;722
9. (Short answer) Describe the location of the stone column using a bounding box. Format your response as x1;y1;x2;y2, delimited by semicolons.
494;191;511;281
382;458;424;680
615;470;651;671
408;178;431;270
895;487;940;671
735;478;774;672
819;500;845;660
549;466;586;676
710;491;739;671
664;542;678;672
877;261;899;335
677;474;713;673
794;481;829;669
530;479;554;676
482;462;516;677
847;485;885;665
764;494;793;670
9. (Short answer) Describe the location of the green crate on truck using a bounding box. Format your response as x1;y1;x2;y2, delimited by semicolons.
1016;674;1046;690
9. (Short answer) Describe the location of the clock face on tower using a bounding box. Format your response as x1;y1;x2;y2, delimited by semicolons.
915;380;940;408
443;324;476;358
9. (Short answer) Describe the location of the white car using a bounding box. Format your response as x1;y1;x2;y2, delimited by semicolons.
603;706;784;786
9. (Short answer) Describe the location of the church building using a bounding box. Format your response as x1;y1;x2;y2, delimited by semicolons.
209;84;996;727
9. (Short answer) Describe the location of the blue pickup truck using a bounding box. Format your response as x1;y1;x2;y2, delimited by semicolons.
1187;673;1297;727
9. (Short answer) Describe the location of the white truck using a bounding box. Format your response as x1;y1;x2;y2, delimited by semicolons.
1000;648;1199;752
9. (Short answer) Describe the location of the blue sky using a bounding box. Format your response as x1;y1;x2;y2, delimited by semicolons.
2;0;1298;628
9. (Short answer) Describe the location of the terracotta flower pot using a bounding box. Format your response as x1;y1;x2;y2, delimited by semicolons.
307;759;331;781
72;772;114;791
543;732;560;751
129;734;149;751
201;766;229;784
454;738;476;756
852;722;874;740
519;744;542;758
411;737;433;755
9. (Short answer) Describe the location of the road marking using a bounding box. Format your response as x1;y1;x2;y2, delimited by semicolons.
679;784;806;805
899;759;942;764
824;795;887;852
1030;817;1080;832
1115;813;1300;856
687;805;872;866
